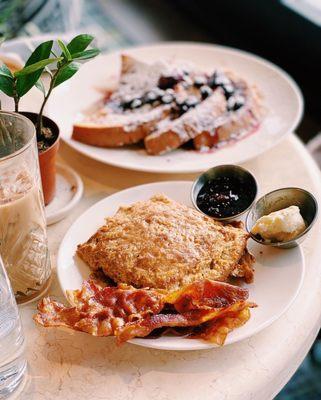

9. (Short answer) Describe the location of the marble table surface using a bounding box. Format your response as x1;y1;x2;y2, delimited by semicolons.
16;133;321;400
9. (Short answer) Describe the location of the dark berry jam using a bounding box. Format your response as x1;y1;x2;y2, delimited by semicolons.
144;90;160;104
185;95;199;108
208;71;230;89
196;175;255;218
227;94;245;111
194;76;207;88
161;93;174;104
222;83;234;98
158;75;180;89
173;95;200;116
200;85;213;99
130;98;143;109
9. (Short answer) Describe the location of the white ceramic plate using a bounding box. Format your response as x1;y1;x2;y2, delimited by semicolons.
57;181;305;351
45;164;83;225
47;42;303;174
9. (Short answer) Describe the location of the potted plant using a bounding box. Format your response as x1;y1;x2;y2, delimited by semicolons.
0;34;99;204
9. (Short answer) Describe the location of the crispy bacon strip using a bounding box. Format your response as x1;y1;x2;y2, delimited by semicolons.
34;279;256;346
165;279;249;312
115;301;253;345
35;280;165;336
191;306;251;345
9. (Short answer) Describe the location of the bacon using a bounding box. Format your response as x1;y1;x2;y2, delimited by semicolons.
115;303;252;344
35;279;165;336
165;279;249;312
67;279;164;315
34;279;256;346
190;302;253;345
34;298;84;329
115;310;217;343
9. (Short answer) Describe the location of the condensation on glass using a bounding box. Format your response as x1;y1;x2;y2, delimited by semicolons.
0;111;51;303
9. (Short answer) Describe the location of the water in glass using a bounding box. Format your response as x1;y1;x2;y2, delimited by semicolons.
0;255;27;398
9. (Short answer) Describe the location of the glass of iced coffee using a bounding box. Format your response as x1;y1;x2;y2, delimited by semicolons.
0;111;51;303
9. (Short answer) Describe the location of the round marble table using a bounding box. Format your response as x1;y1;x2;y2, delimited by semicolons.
18;134;321;400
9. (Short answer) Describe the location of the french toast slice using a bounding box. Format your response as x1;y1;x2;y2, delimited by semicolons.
144;89;227;155
193;81;263;150
72;106;169;147
72;54;263;154
72;55;177;147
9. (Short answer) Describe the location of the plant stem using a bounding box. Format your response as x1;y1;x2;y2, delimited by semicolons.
36;70;57;140
14;97;19;112
12;78;19;112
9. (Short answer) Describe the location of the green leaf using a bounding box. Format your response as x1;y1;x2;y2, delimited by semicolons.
67;34;94;55
57;39;72;61
0;63;14;96
24;40;53;67
0;62;13;79
15;40;54;97
0;75;14;97
53;62;80;88
14;58;61;77
71;48;100;60
35;79;46;96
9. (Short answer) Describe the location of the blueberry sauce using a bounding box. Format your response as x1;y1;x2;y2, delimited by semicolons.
200;85;213;99
158;75;181;89
119;71;245;115
196;176;256;218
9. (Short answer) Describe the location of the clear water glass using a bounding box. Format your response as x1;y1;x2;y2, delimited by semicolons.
0;254;27;398
0;111;51;304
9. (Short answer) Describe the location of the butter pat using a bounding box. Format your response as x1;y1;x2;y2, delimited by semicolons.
251;206;306;242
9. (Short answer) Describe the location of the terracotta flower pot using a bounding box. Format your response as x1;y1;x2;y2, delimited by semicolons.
20;112;60;205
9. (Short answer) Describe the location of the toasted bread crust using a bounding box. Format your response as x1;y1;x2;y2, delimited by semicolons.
144;130;182;155
193;131;219;150
72;121;153;147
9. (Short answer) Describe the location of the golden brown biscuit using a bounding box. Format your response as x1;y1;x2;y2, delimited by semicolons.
77;194;254;290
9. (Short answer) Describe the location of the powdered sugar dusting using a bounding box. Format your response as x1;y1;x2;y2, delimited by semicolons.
152;89;227;143
113;56;195;102
78;103;171;132
74;54;264;154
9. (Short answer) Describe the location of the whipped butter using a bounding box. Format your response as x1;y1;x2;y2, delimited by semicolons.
251;205;306;242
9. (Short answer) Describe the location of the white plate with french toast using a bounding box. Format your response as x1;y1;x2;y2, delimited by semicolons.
47;42;303;173
52;181;304;351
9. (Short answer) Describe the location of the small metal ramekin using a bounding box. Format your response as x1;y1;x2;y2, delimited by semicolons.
246;187;318;249
191;164;258;222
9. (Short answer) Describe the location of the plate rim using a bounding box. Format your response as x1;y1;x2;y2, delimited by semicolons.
57;180;305;351
50;41;304;174
45;163;84;225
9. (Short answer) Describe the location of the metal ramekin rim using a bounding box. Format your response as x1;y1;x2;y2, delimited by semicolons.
245;186;318;246
191;164;258;221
